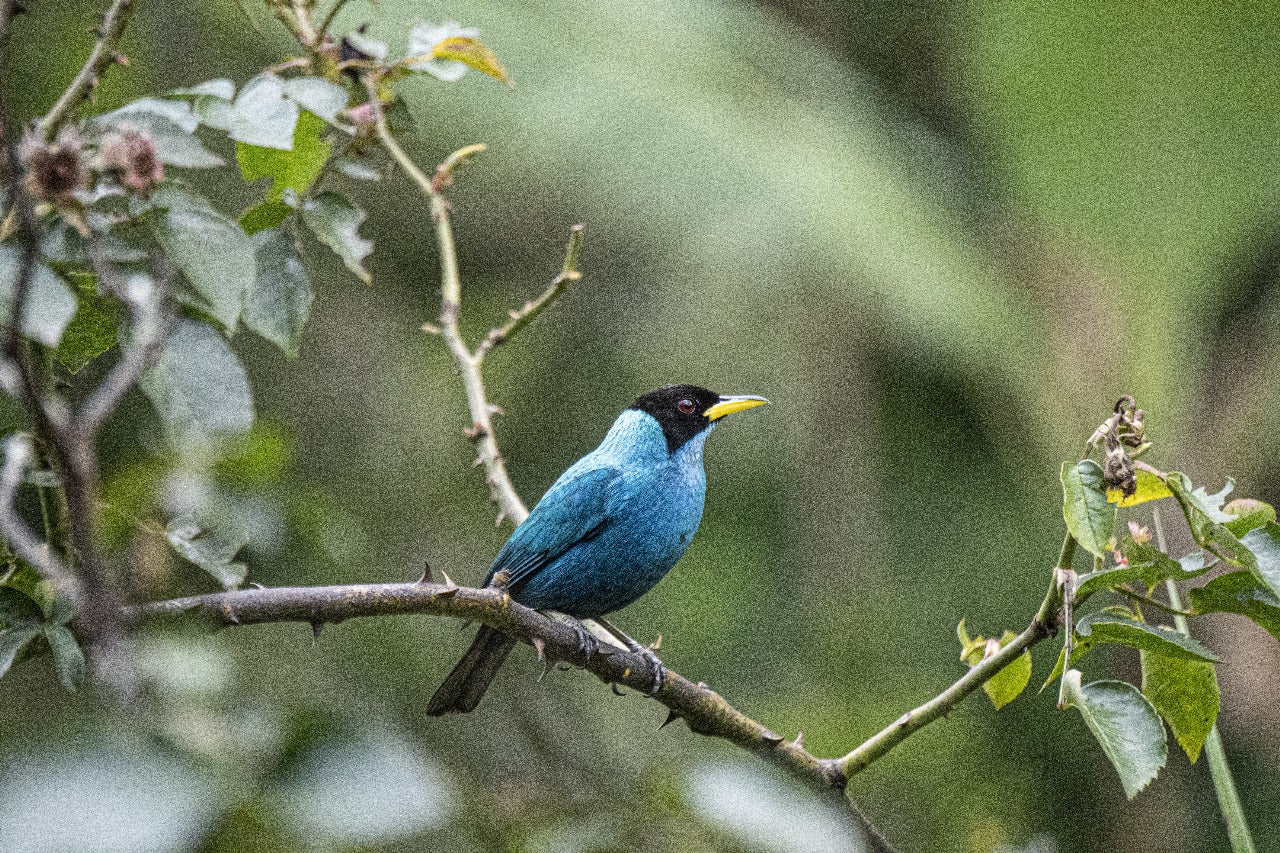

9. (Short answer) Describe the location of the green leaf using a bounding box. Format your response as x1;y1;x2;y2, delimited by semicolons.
1224;498;1277;537
240;201;293;236
245;228;313;358
0;586;44;626
1076;612;1218;662
229;74;299;151
0;243;78;347
140;319;255;449
165;514;248;589
1061;459;1115;559
237;110;331;202
1062;672;1167;798
1164;473;1256;568
53;272;121;374
1240;522;1280;600
1188;571;1280;642
1075;538;1214;600
1141;651;1219;763
1107;468;1172;507
0;627;40;678
44;624;84;691
302;191;372;284
150;185;256;330
981;630;1031;709
283;77;351;125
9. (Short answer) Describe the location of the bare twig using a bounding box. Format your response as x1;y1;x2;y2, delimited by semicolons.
362;75;531;525
475;224;585;362
35;0;137;139
839;561;1064;777
316;0;355;42
0;434;82;598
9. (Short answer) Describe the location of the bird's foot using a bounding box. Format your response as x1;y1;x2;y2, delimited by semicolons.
569;620;599;666
624;637;666;697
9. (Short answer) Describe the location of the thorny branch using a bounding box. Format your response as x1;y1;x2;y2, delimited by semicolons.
0;0;167;694
35;0;138;140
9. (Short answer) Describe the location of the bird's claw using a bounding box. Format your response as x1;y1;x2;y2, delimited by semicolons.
620;637;665;697
570;620;599;666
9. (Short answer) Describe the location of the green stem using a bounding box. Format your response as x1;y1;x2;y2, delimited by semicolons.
1154;510;1256;853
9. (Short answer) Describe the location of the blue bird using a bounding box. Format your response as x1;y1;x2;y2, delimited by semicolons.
426;384;768;715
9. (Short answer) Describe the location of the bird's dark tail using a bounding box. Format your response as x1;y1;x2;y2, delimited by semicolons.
426;625;517;715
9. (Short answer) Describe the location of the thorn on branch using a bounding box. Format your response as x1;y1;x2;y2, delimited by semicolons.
760;730;784;746
418;560;433;583
659;709;682;729
793;731;805;749
311;621;324;643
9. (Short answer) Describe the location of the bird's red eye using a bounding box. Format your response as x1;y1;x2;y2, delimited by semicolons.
678;399;696;414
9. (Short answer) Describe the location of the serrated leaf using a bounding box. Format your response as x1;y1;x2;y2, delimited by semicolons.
1224;499;1276;537
165;514;248;589
1240;522;1280;600
44;624;84;691
0;243;78;347
54;272;121;374
150;185;256;330
0;586;44;626
1062;459;1115;559
140;319;255;449
1164;473;1255;568
237;111;331;202
245;228;312;358
1062;672;1167;798
1076;612;1218;662
1107;468;1172;507
283;77;351;125
229;74;299;151
0;627;40;678
1188;571;1280;642
240;201;293;236
301;191;372;283
1141;651;1219;763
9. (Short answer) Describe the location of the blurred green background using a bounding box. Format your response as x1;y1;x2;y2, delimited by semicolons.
4;1;1280;851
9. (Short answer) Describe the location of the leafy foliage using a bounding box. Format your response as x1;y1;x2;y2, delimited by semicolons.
1061;460;1115;560
1062;672;1167;799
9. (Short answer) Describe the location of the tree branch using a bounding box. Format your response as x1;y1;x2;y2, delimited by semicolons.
362;75;539;526
0;434;82;598
475;224;585;362
35;0;137;139
125;563;1066;809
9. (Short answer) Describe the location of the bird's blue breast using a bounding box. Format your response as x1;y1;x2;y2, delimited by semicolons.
489;410;710;618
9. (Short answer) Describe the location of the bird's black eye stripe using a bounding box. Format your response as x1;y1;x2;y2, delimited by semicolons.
677;398;696;414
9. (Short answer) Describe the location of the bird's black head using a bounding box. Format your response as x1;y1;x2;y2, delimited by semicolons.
629;385;769;453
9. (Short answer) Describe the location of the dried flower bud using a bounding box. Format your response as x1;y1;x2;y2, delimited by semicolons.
22;127;87;203
342;102;377;129
98;126;164;198
1101;430;1136;496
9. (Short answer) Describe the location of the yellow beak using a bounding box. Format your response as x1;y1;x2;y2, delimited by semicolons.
702;394;770;422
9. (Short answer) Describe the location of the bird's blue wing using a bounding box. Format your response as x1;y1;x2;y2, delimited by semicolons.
483;462;622;593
